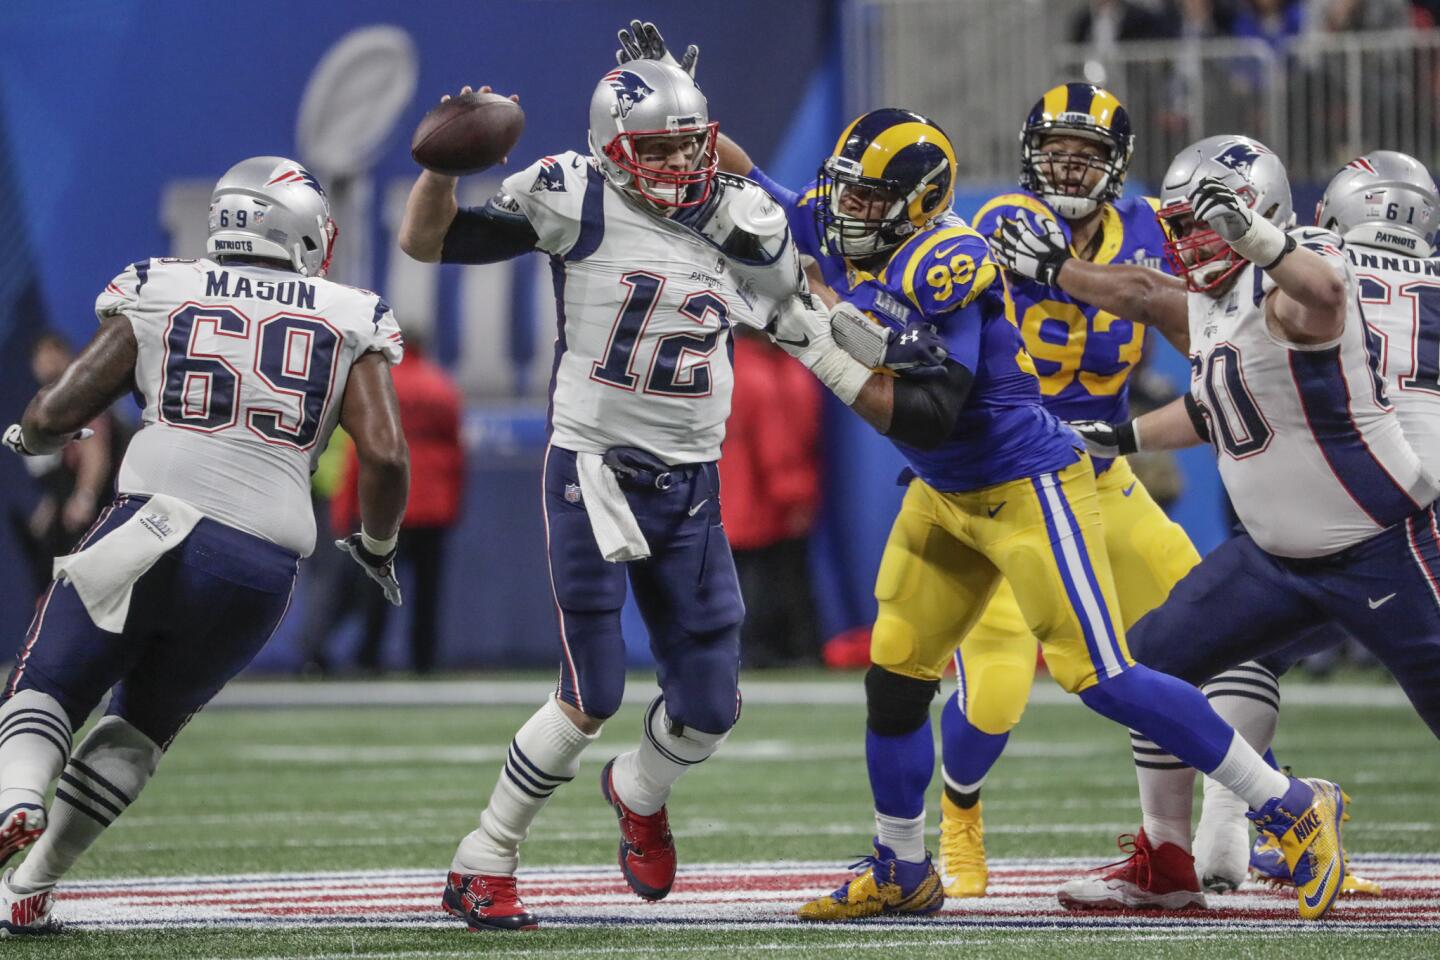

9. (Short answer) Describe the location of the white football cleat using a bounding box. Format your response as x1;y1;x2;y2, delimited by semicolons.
0;869;57;936
1194;777;1251;893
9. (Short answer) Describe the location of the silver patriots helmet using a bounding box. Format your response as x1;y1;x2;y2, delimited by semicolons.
207;157;337;277
1317;151;1439;258
587;59;718;210
1157;135;1294;293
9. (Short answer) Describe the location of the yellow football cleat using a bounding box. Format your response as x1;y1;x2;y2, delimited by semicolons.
1251;816;1381;896
797;842;945;921
1248;778;1346;920
939;796;988;898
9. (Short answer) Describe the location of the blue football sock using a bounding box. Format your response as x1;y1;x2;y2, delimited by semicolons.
1078;665;1235;774
1264;748;1280;770
867;720;935;820
940;690;1007;791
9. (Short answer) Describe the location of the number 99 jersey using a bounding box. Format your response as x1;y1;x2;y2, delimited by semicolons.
1187;229;1437;558
95;257;405;556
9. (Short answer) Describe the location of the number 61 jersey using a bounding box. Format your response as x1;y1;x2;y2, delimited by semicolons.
1187;228;1437;558
95;257;404;557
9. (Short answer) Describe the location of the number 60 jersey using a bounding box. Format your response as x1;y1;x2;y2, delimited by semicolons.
95;257;404;556
1187;228;1437;558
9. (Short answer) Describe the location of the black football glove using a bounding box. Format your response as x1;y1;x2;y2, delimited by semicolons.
1067;419;1138;460
988;215;1072;287
336;534;402;606
885;321;949;378
615;20;699;78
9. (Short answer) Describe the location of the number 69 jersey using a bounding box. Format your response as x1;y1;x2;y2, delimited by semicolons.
95;257;404;557
1187;229;1437;558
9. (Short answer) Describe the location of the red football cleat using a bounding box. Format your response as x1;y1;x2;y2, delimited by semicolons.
600;758;676;901
1057;829;1208;911
0;805;45;870
441;871;538;932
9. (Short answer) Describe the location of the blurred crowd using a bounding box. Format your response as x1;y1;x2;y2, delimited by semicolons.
1073;0;1439;45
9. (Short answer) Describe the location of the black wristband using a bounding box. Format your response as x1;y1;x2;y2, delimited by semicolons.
1260;234;1297;272
1115;420;1139;456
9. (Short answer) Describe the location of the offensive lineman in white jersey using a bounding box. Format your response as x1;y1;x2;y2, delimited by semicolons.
398;52;842;930
1183;150;1440;894
991;134;1440;916
0;156;409;932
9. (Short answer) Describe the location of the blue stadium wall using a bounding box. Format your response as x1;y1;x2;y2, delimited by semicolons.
0;1;1250;671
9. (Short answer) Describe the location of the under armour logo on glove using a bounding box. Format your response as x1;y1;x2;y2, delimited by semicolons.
884;321;948;376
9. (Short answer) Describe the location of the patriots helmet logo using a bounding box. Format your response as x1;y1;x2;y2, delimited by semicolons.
1211;139;1272;180
266;164;328;201
602;69;654;119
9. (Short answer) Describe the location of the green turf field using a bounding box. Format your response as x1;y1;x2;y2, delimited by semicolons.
7;672;1437;958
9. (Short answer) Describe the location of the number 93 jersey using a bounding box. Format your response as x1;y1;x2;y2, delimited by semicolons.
95;257;404;557
1187;229;1438;558
972;190;1172;446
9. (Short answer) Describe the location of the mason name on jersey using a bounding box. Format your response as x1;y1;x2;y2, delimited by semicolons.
499;151;801;465
95;256;403;557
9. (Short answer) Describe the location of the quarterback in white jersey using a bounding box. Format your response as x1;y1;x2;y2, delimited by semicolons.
0;156;409;934
398;49;807;932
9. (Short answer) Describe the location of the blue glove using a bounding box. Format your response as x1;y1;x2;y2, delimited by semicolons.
884;321;949;378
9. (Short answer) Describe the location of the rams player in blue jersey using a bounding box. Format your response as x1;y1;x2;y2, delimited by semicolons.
707;109;1348;922
932;83;1202;899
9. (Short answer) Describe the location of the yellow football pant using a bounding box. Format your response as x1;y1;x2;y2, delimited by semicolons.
953;456;1201;735
870;456;1137;696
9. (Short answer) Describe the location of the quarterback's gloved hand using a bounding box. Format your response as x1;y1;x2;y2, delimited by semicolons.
615;20;699;78
336;533;403;607
885;322;949;377
1190;176;1293;268
3;423;94;457
989;215;1072;286
1067;419;1139;460
767;293;871;405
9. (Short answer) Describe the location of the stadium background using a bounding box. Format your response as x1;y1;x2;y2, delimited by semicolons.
0;0;1435;672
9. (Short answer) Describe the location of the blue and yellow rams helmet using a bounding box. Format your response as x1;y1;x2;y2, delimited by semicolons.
1020;82;1134;219
814;108;956;258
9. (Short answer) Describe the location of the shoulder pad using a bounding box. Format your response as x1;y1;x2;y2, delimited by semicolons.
1290;226;1345;257
892;225;998;317
686;174;791;266
972;192;1057;233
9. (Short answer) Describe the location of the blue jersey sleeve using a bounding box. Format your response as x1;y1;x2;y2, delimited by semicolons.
894;228;999;321
938;298;984;372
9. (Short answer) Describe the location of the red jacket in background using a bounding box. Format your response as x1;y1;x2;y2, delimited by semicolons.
719;334;823;550
332;350;465;533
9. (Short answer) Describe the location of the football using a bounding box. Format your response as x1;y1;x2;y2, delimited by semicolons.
410;91;525;176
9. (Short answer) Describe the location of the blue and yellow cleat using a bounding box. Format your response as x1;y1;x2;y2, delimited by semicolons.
797;841;945;921
1247;778;1346;920
1251;815;1381;896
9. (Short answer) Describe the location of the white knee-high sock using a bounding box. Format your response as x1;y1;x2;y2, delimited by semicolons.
610;697;730;816
1131;730;1196;851
451;696;598;876
0;691;73;809
1209;732;1291;810
11;717;161;894
1201;663;1281;804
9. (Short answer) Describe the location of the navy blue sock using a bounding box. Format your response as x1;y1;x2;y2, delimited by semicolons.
940;690;1007;793
1079;665;1235;774
1263;748;1280;770
867;719;935;820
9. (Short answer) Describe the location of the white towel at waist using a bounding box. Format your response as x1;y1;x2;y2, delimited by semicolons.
52;494;205;632
575;452;651;562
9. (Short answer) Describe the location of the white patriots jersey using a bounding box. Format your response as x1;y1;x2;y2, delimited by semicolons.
1347;245;1440;479
1187;228;1438;558
501;152;801;464
95;257;404;556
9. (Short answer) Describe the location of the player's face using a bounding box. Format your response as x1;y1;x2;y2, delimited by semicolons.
1037;135;1107;197
837;182;901;222
634;134;703;173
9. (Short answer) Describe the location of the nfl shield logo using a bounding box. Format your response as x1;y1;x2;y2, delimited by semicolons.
564;483;582;505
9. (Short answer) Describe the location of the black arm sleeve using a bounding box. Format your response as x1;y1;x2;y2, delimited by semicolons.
1184;390;1212;443
440;194;541;264
883;361;975;450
